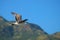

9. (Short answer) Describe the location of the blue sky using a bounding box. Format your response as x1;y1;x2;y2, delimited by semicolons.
0;0;60;34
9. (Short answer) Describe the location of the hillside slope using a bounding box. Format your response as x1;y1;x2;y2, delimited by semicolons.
0;16;60;40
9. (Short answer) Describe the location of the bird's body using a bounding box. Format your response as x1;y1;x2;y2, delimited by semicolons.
11;12;22;23
15;14;22;23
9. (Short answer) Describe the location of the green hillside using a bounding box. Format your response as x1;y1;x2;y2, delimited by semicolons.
0;16;60;40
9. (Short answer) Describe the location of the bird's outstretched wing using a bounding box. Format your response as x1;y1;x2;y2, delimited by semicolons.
19;19;28;23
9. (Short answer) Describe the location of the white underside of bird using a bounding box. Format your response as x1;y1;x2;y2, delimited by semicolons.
14;22;19;25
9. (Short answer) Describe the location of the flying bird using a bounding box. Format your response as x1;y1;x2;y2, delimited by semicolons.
11;12;28;25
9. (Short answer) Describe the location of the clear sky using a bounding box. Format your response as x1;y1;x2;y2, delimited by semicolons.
0;0;60;34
